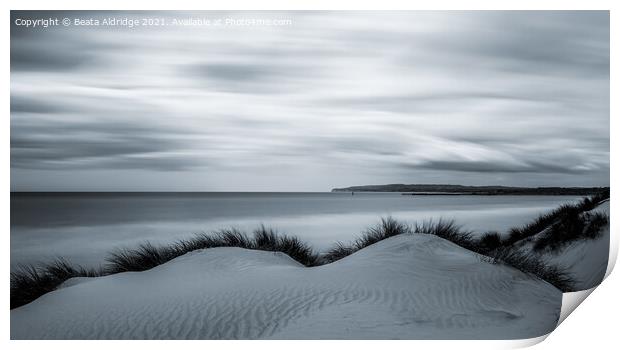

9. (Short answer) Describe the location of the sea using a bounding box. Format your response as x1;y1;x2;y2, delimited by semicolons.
11;192;582;269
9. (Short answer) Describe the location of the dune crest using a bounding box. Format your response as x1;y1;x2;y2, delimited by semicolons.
11;234;562;339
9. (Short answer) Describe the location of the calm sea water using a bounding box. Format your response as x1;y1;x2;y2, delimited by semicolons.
11;192;582;269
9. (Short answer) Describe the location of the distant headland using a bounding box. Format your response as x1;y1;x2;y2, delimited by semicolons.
331;184;610;196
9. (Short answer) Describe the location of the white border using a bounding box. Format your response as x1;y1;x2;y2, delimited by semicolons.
3;1;617;349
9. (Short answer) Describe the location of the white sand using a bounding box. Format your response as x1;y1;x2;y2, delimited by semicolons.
11;234;562;339
514;201;610;291
550;200;610;290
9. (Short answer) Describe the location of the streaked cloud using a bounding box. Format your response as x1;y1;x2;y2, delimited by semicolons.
10;11;609;191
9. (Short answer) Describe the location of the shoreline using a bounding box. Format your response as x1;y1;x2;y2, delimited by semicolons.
10;195;610;339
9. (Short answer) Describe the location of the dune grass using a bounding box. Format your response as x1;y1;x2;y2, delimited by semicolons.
323;217;412;263
504;191;609;246
323;217;480;263
408;222;577;291
12;226;320;309
414;219;478;251
10;259;101;310
578;189;610;211
487;248;575;291
474;192;609;290
477;231;503;252
106;226;321;274
531;211;609;252
11;193;608;309
409;220;576;290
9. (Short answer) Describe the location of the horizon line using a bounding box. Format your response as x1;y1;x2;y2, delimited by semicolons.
10;185;611;194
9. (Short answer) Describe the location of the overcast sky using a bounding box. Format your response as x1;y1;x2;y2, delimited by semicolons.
10;11;609;191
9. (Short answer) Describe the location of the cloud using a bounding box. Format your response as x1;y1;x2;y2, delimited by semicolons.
10;95;74;114
11;40;94;72
411;160;592;174
192;63;278;82
399;11;609;79
184;62;305;94
11;118;207;171
9;11;610;190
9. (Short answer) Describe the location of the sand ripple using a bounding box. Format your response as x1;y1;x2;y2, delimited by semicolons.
11;234;562;339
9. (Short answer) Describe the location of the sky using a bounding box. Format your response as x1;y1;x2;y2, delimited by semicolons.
10;11;610;191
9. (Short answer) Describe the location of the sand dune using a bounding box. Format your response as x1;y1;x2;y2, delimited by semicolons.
551;200;610;290
11;233;562;339
513;200;610;291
